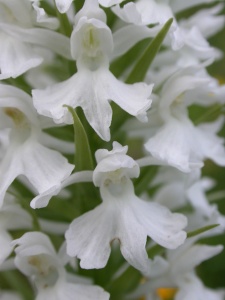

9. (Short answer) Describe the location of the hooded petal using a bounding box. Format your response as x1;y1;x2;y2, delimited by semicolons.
13;231;59;277
93;142;140;186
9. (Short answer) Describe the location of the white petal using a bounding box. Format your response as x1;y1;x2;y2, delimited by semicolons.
0;144;22;207
66;179;186;274
93;142;140;186
98;0;124;7
159;72;209;115
0;0;33;25
171;0;216;14
30;184;62;209
66;203;114;269
31;171;92;209
71;17;113;61
95;141;128;163
113;24;159;58
36;281;109;300
187;181;216;217
32;71;112;141
153;182;186;211
63;282;110;300
32;1;59;30
0;230;13;265
176;273;224;300
97;69;152;122
33;68;152;141
0;33;42;79
0;138;74;206
144;118;199;172
137;200;187;249
195;118;225;166
170;244;223;276
0;24;72;60
13;232;59;277
55;0;73;13
180;4;225;39
13;232;56;258
116;203;152;275
112;3;143;25
40;133;74;154
0;199;32;230
0;83;38;125
21;141;74;194
184;27;220;61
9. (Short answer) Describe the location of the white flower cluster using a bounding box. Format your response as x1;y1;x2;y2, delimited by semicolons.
0;0;225;299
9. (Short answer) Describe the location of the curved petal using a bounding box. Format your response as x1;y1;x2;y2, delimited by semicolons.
136;200;187;249
66;203;114;269
144;118;199;172
98;69;152;122
31;171;93;209
21;140;74;194
112;24;159;58
0;23;72;60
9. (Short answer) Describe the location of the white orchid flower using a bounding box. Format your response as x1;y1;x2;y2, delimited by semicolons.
33;0;153;141
66;142;187;275
13;232;109;300
0;84;74;207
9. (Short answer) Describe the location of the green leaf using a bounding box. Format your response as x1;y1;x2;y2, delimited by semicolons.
107;266;141;297
147;243;164;258
1;270;33;300
64;105;94;171
110;38;151;78
187;224;219;239
126;18;173;84
194;103;225;125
